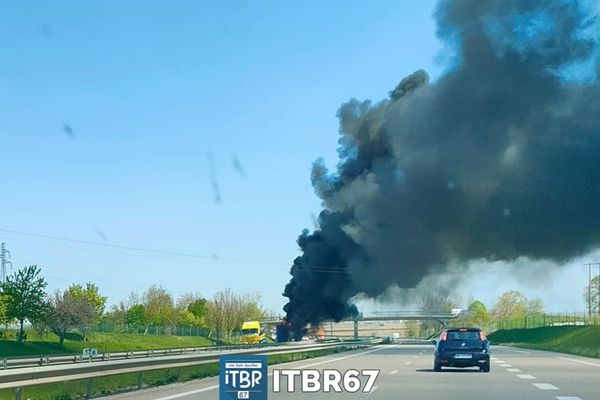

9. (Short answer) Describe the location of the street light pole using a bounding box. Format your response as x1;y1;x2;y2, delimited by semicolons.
589;263;592;318
584;263;600;318
597;264;600;319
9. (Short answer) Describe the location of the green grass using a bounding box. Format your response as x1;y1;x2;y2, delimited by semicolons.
0;346;355;400
489;325;600;358
0;329;214;358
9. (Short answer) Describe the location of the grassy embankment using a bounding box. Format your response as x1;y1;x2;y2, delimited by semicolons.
488;325;600;358
0;329;214;357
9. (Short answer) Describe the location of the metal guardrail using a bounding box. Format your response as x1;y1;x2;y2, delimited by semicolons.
0;339;380;394
0;342;297;370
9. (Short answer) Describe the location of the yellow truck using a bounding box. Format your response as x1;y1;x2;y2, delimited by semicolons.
241;321;266;345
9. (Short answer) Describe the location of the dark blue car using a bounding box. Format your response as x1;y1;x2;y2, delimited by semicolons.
433;328;491;372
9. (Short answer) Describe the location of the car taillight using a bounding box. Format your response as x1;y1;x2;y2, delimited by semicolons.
440;331;447;341
480;332;487;341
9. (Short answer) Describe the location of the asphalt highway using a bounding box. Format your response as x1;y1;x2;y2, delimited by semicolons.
105;344;600;400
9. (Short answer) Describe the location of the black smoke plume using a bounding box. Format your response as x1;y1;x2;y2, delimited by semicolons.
283;0;600;338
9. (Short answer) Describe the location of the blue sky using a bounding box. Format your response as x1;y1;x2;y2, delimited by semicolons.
0;1;592;313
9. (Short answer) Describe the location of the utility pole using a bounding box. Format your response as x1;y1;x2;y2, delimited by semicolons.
0;242;12;284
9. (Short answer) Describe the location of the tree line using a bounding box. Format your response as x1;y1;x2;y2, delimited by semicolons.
417;289;547;334
102;287;266;342
0;265;266;346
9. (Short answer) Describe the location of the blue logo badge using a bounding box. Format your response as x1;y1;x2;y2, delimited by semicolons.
220;354;268;400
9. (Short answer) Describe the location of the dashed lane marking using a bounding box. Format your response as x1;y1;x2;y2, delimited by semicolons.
390;370;398;374
405;361;412;365
556;397;583;400
294;346;388;369
532;383;559;391
497;347;531;354
516;374;536;380
506;368;522;373
500;364;512;367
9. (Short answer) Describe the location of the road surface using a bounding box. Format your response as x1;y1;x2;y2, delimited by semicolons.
106;344;599;400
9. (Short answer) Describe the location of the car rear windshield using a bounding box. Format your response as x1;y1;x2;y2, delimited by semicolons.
446;330;481;341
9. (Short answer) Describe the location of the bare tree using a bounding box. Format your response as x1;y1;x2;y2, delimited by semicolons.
205;289;266;343
206;291;226;341
220;289;239;342
234;293;266;332
46;290;96;346
143;286;176;328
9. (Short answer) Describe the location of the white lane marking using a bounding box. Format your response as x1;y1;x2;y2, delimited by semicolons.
152;346;388;398
390;370;398;374
500;364;512;367
151;385;219;400
497;347;531;354
298;346;388;369
516;374;536;380
369;386;379;394
493;360;505;363
556;356;600;368
405;361;412;365
532;383;559;391
506;368;522;373
556;397;583;400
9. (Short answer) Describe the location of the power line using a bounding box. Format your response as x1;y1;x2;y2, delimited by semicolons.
0;228;269;265
0;234;187;263
8;255;153;298
0;228;352;274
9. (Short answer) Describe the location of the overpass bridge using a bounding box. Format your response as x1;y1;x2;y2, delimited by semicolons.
261;310;462;340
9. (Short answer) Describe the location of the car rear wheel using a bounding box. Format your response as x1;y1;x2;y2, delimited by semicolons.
433;361;442;372
480;364;490;373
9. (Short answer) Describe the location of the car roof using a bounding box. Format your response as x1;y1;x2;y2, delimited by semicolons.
445;327;481;331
